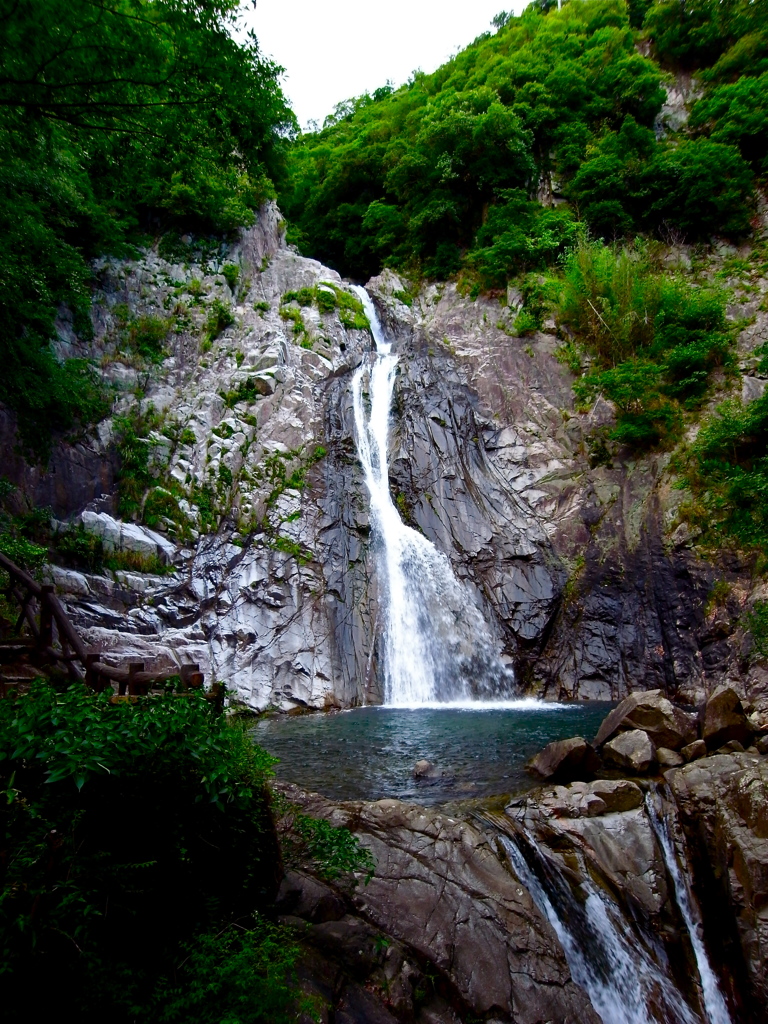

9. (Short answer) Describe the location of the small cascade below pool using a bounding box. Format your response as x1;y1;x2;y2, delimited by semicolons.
351;286;515;706
500;831;702;1024
646;792;733;1024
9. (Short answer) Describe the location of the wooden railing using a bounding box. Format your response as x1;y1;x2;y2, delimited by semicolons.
0;551;218;705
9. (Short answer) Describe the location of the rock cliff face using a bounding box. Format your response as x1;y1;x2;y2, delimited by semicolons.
3;205;767;709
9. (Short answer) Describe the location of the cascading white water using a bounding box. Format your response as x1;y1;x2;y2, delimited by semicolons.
351;286;516;707
646;793;733;1024
500;833;701;1024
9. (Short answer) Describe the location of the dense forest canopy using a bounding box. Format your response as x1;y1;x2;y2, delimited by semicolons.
279;0;764;283
0;0;295;451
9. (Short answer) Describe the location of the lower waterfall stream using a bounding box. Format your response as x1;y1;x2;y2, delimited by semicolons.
351;286;516;706
646;792;733;1024
500;831;702;1024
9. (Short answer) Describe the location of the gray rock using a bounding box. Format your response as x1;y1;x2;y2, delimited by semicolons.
527;735;601;782
682;739;707;762
412;759;441;779
276;869;346;924
703;685;751;750
595;690;697;750
589;778;644;812
603;729;657;773
657;746;684;767
717;739;745;754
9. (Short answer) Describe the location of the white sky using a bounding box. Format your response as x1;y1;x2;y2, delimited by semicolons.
246;0;528;130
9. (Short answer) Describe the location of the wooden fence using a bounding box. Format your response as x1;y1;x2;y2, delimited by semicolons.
0;551;220;705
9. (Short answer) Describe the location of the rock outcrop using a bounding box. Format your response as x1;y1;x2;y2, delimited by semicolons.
668;752;768;1020
277;783;601;1024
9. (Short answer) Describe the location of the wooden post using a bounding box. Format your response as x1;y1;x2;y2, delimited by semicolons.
85;652;100;691
180;663;200;692
187;672;204;690
39;586;54;653
127;661;145;696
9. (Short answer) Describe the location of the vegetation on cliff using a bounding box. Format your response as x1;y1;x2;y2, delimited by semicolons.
0;0;295;455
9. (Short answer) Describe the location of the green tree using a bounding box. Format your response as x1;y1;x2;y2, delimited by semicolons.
0;0;295;458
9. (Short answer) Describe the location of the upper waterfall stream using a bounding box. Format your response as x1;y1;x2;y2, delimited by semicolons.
351;286;516;707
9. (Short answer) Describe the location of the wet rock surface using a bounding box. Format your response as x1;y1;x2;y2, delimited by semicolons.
277;783;601;1024
667;752;768;1020
526;736;600;782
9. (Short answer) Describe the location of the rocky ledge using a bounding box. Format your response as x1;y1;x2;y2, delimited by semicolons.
277;691;768;1023
276;783;599;1024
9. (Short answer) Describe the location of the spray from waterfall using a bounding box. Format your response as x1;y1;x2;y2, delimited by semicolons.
646;792;733;1024
351;286;516;706
500;832;701;1024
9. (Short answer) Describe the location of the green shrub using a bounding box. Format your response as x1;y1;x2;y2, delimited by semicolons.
559;240;732;448
103;549;172;575
52;523;105;573
204;298;235;343
222;263;241;291
747;600;768;660
127;315;171;363
156;920;303;1024
143;487;182;529
0;683;286;1022
315;286;338;313
468;191;578;287
114;404;165;520
678;392;768;549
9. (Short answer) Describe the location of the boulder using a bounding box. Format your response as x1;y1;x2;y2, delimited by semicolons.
602;729;656;773
657;747;684;768
276;869;346;924
717;739;745;754
682;739;707;762
412;759;441;780
703;686;751;750
595;690;697;751
526;736;601;782
756;735;768;755
589;779;644;812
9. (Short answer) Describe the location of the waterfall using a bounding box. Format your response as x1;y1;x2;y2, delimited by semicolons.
500;832;702;1024
646;793;733;1024
351;286;516;707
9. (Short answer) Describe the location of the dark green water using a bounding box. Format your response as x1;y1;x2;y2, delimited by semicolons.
254;702;613;804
